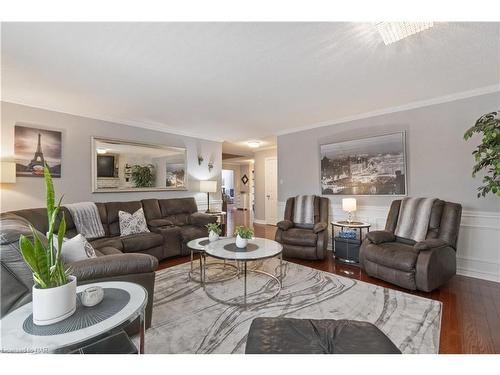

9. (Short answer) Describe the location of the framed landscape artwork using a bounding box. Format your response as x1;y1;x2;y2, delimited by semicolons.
14;125;62;178
320;132;407;195
166;163;186;188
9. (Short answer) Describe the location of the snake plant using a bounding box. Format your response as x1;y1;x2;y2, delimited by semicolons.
19;164;69;288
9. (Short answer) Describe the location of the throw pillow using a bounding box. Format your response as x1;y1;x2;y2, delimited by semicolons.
118;208;150;236
50;234;97;264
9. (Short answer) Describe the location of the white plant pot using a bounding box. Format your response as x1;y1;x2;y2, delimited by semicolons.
208;231;220;242
32;275;77;326
235;235;248;249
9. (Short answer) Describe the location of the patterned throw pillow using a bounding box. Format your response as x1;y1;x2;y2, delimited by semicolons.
51;234;97;264
118;208;150;236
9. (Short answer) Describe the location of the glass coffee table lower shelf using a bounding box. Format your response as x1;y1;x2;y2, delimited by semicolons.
186;237;239;284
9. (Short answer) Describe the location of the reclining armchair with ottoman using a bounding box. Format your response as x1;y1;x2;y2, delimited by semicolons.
275;195;330;260
360;198;462;292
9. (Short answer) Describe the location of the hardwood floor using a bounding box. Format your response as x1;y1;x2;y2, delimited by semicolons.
159;207;500;354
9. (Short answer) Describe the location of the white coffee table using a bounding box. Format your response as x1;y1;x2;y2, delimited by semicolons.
203;237;283;306
0;281;147;354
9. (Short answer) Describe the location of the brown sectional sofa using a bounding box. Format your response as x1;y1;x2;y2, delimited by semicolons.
0;197;216;328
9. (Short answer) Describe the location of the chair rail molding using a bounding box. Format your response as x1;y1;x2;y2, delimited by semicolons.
277;201;500;283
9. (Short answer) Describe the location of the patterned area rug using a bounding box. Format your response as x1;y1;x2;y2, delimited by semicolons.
141;259;442;354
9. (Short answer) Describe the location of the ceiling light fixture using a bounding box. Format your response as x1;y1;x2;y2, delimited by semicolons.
247;141;261;148
96;148;107;154
376;22;434;45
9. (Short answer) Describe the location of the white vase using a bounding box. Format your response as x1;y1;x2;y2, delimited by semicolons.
32;275;77;326
208;231;219;242
235;234;248;248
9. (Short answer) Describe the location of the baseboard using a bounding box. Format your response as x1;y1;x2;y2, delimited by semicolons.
253;219;267;225
277;201;500;283
457;257;500;282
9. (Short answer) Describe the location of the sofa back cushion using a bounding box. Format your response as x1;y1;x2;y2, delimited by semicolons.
0;213;39;317
12;207;80;238
157;198;198;226
284;196;328;229
141;199;162;221
103;201;143;236
385;199;462;248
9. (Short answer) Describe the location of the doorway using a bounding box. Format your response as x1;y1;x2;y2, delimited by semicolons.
221;169;235;204
264;157;278;225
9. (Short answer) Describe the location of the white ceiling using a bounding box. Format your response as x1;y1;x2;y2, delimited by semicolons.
2;22;499;149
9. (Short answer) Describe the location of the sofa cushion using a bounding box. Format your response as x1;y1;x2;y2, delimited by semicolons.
147;218;174;228
363;241;418;272
281;228;317;247
158;198;198;216
179;225;208;243
90;236;124;251
104;201;143;236
120;232;164;253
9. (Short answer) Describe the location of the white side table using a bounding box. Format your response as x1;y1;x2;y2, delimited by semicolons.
0;281;147;354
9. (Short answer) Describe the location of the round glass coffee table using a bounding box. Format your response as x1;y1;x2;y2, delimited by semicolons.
203;237;283;307
186;237;238;284
0;281;147;354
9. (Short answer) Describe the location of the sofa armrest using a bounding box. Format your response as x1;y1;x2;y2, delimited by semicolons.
366;230;395;244
190;212;217;226
69;253;159;282
277;220;294;231
313;222;327;234
148;218;174;228
414;238;448;252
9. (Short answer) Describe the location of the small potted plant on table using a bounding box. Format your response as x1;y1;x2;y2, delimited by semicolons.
234;226;254;248
19;164;76;325
206;222;222;242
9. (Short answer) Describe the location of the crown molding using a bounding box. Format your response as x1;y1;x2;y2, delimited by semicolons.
274;84;500;136
1;98;225;143
254;145;277;152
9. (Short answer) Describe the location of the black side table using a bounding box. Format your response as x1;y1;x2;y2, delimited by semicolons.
331;221;371;265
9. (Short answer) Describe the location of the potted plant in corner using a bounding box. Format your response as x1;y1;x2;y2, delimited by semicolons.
234;226;254;248
464;111;500;198
19;164;76;325
206;222;222;242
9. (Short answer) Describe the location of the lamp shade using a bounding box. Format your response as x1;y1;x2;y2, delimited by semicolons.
0;162;16;184
342;198;356;213
200;180;217;193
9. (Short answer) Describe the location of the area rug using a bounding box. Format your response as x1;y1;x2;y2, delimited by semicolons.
141;259;442;354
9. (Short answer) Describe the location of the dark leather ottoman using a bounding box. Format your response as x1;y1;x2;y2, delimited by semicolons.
245;317;401;354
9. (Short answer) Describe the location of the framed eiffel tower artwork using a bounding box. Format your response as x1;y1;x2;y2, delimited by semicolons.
14;124;62;178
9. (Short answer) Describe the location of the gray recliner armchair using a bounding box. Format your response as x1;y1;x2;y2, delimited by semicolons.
275;196;330;260
359;199;462;292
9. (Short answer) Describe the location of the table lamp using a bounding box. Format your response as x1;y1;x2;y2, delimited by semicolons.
342;198;357;223
200;180;217;213
0;162;16;184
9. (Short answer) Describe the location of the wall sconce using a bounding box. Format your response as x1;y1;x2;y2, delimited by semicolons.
0;161;17;184
208;161;214;172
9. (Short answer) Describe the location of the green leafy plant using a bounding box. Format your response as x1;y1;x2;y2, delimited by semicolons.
234;226;254;239
206;222;222;235
19;164;68;288
464;111;500;198
131;164;154;188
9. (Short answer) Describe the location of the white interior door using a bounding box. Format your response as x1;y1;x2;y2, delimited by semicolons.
265;157;278;225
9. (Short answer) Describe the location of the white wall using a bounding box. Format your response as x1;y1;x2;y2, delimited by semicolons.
0;101;223;212
277;92;500;282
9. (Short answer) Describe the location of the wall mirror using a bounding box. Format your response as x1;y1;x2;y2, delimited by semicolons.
91;137;187;192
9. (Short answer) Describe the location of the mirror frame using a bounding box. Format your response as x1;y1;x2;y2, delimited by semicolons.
91;136;188;193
